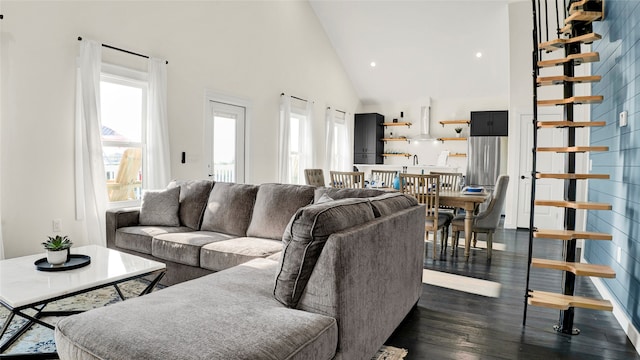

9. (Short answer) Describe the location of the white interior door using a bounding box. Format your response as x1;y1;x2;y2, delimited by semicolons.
206;101;246;183
517;113;565;229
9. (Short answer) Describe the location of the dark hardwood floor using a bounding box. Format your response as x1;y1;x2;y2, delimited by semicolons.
386;224;640;359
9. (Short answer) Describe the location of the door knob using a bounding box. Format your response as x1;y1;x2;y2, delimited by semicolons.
521;175;527;179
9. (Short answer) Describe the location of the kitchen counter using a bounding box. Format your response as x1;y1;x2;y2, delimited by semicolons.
353;164;460;176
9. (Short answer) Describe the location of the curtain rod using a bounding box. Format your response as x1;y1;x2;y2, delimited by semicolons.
280;93;312;103
77;37;168;64
327;106;346;114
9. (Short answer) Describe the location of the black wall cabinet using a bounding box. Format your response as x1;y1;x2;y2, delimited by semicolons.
354;113;384;164
470;110;508;136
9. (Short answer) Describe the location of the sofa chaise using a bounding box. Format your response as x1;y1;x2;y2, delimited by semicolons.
55;181;426;359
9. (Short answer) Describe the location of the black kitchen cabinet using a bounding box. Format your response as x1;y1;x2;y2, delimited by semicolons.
470;110;508;136
354;113;384;164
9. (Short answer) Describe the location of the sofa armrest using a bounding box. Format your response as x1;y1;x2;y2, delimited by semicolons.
106;207;140;249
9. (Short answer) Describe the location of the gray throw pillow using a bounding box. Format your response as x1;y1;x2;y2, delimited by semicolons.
138;187;181;226
274;198;375;308
369;193;419;217
167;179;214;230
246;183;315;240
200;182;258;236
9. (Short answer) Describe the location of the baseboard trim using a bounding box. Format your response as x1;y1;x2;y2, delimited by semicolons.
583;253;640;356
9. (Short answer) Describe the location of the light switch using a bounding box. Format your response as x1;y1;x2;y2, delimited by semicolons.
620;111;628;127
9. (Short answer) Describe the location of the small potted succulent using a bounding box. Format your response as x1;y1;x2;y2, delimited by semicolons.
455;127;463;137
42;235;72;265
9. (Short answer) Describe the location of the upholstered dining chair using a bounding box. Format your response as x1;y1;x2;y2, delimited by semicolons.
400;173;452;259
370;169;397;188
451;175;510;259
430;171;464;216
330;171;365;189
304;169;326;187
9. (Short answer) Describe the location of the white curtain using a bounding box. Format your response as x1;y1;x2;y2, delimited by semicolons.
145;58;171;189
325;108;351;176
277;95;292;183
298;100;314;184
75;40;108;246
324;107;336;180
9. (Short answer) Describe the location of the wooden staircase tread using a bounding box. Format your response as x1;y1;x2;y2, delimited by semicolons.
537;52;599;67
536;146;609;153
537;121;606;128
534;200;612;210
533;229;612;241
539;33;602;52
532;258;616;278
537;95;603;106
528;290;613;311
565;10;603;24
537;75;601;86
536;173;609;179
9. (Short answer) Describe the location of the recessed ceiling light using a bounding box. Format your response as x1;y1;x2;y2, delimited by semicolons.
475;52;482;58
370;61;376;67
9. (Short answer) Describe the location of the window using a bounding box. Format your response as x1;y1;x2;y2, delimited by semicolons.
287;106;311;184
330;111;349;171
100;66;147;203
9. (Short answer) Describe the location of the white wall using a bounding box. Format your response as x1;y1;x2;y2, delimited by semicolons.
0;0;360;258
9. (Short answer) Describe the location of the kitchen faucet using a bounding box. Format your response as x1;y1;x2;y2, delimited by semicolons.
413;154;418;166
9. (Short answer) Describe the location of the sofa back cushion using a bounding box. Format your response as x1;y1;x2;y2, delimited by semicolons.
313;187;385;203
274;198;375;308
167;179;214;230
369;192;419;217
246;183;315;240
200;182;258;236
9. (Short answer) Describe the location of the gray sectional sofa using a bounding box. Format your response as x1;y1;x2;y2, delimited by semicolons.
55;181;426;359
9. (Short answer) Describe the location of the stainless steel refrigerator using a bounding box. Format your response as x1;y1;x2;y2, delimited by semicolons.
466;136;501;192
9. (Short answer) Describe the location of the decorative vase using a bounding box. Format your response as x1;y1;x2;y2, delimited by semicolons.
456;133;461;138
393;174;401;190
46;249;69;265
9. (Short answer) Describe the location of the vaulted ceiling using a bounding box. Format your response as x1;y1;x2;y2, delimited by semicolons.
309;0;512;106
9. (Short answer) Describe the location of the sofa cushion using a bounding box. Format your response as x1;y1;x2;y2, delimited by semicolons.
274;198;375;308
55;259;338;360
200;182;259;236
369;192;419;217
200;237;283;271
115;226;194;254
152;231;234;267
246;183;315;240
138;187;181;226
313;187;385;203
168;179;214;230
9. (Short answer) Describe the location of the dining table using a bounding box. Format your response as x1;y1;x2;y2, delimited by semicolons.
438;189;491;257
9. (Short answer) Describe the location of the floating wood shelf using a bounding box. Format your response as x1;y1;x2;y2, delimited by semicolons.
536;146;608;153
537;75;601;86
449;153;467;157
537;52;599;68
534;200;612;210
537;95;603;106
536;173;609;180
537;121;606;128
382;153;411;158
532;258;615;278
528;290;613;311
538;33;602;52
381;138;409;143
382;122;411;127
439;120;470;126
437;137;467;142
533;229;612;241
564;10;603;24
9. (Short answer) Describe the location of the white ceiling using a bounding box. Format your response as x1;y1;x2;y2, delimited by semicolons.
309;0;512;106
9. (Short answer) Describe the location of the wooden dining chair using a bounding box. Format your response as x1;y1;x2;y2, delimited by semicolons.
304;169;326;187
329;171;365;189
370;169;397;188
451;175;509;259
431;171;463;216
400;173;452;259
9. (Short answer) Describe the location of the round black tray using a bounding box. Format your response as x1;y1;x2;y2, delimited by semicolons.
35;254;91;272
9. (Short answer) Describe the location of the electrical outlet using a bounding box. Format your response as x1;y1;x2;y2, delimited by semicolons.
620;111;628;127
52;219;62;232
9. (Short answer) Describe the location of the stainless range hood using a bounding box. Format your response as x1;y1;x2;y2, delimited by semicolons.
411;98;436;142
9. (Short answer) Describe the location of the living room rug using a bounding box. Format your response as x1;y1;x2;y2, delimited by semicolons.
1;279;408;359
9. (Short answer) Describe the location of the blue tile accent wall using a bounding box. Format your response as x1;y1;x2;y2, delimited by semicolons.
586;0;640;330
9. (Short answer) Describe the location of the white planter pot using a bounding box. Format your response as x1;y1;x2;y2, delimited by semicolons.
46;249;68;265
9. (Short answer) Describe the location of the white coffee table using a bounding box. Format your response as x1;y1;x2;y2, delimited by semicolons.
0;245;166;355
